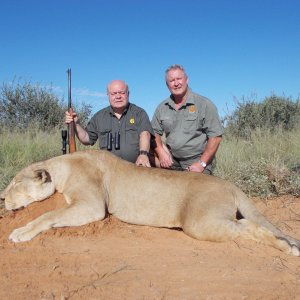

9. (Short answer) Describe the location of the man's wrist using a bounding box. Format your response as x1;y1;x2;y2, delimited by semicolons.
156;146;167;156
199;160;207;168
139;150;149;156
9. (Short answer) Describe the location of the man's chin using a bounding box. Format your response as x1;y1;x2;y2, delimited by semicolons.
111;103;128;112
172;90;186;98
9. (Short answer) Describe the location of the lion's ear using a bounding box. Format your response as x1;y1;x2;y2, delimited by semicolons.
34;169;52;183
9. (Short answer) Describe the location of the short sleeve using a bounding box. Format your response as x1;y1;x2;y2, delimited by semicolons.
151;107;164;136
203;101;224;137
85;116;99;145
135;107;155;136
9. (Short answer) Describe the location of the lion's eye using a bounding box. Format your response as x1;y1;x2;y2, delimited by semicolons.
12;181;22;188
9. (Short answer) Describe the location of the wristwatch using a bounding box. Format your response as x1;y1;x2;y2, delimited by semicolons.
139;150;149;156
199;160;207;168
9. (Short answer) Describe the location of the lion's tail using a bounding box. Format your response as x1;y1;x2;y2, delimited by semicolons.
231;185;300;255
234;187;283;237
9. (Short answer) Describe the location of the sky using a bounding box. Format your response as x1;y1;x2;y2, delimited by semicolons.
1;0;300;119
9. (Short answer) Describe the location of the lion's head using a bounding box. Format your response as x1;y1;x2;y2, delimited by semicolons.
1;163;55;210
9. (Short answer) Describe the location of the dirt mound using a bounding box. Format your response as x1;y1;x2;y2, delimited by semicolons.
1;194;300;299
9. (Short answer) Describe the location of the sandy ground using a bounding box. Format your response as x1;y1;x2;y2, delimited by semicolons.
0;193;300;300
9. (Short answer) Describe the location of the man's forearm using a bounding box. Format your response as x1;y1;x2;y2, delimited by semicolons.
200;136;222;164
153;134;165;155
139;131;151;151
75;123;91;145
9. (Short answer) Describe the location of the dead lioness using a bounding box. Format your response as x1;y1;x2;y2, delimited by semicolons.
1;150;300;256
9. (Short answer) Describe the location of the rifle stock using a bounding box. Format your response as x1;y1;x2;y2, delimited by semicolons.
67;68;76;153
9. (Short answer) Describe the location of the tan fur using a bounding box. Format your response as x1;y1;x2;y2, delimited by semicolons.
1;150;300;256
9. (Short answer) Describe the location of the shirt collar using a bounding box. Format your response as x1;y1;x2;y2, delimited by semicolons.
109;103;130;117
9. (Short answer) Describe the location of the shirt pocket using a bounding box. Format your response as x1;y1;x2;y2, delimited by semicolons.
183;114;198;133
125;124;139;145
161;117;174;135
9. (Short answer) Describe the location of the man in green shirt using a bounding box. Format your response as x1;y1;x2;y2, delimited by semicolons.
65;80;154;167
151;65;224;174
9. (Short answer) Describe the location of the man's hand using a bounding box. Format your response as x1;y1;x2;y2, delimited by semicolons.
187;161;205;173
136;154;151;167
65;110;78;124
153;134;173;169
64;111;91;145
157;148;173;169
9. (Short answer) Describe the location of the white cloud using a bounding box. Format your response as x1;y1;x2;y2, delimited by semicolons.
72;88;108;113
45;85;109;114
73;88;107;99
48;85;64;94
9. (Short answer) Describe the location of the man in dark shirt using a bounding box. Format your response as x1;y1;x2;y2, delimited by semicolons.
65;80;154;167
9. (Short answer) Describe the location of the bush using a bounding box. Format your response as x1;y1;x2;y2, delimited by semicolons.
0;79;92;132
224;95;300;139
219;94;300;196
0;78;93;192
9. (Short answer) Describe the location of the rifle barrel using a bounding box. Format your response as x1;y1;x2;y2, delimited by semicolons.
67;68;71;109
67;68;76;153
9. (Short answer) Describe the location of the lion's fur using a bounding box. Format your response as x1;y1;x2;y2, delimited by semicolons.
1;150;300;256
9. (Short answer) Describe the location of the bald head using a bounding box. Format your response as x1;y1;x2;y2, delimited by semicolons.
107;80;129;96
107;80;129;114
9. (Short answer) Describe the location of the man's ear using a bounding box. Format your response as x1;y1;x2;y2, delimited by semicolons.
34;169;52;183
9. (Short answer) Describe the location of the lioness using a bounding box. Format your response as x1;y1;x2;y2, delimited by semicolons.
1;150;300;256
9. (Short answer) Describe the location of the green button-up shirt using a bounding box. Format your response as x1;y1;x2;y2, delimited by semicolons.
86;103;154;163
151;89;224;168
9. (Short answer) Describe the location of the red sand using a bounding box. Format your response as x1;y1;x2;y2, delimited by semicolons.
1;193;300;299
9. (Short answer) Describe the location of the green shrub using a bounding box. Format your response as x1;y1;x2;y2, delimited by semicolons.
0;79;92;132
0;78;93;192
224;95;300;139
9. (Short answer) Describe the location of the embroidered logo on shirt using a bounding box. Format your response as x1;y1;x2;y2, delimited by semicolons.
129;118;135;124
189;105;196;113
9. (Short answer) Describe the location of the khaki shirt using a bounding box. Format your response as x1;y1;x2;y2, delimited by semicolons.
86;103;154;163
151;89;224;169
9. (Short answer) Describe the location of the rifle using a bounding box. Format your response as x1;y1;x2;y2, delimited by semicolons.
62;68;76;154
67;68;76;153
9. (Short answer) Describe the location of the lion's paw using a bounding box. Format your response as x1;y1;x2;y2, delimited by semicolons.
9;226;35;243
291;245;300;257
